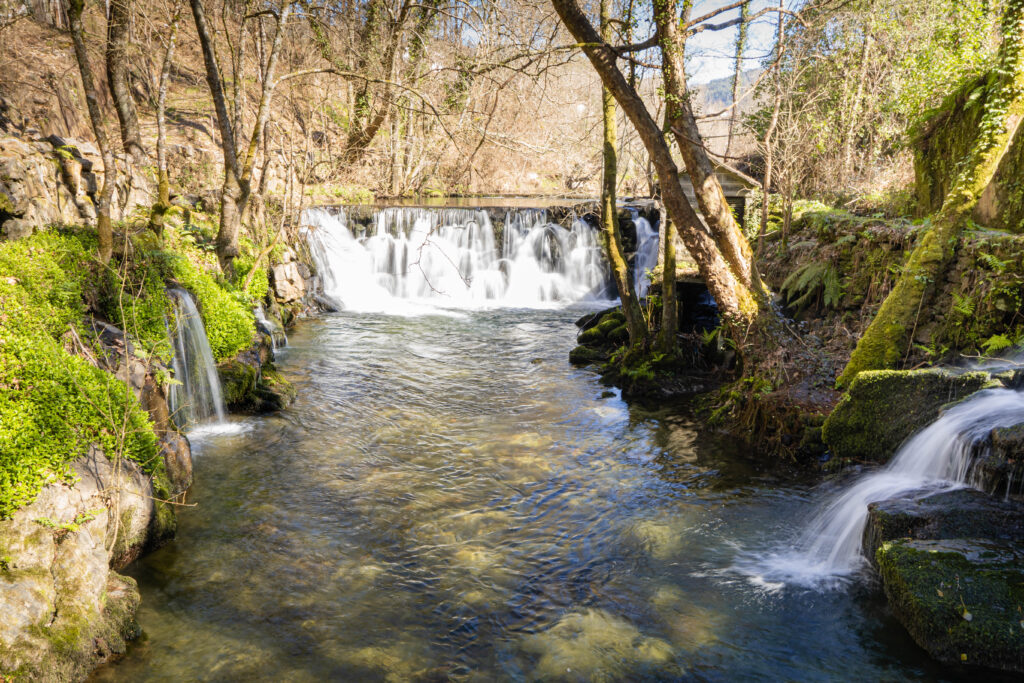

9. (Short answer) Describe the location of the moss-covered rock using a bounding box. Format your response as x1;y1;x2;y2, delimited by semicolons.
577;326;605;345
877;538;1024;673
977;423;1024;498
865;489;1024;568
823;369;996;463
218;342;295;413
569;344;609;366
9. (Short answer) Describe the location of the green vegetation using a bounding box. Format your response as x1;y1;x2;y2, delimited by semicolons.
0;232;160;518
0;210;265;519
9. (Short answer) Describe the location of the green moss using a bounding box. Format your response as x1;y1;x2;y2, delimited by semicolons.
578;326;605;345
877;539;1024;672
0;232;161;519
595;317;621;336
823;368;995;464
0;190;15;216
569;345;608;366
218;359;258;408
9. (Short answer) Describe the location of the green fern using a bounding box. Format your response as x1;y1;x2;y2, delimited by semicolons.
978;252;1008;273
981;333;1014;356
780;262;843;313
952;293;976;317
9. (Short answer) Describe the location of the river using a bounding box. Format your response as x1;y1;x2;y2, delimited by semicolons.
91;306;969;681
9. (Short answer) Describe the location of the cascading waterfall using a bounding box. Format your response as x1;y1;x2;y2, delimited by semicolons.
302;206;612;312
167;288;226;427
746;388;1024;587
254;303;287;350
632;215;659;298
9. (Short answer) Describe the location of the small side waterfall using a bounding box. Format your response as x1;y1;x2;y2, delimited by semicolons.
748;388;1024;587
632;216;659;298
167;288;226;427
254;304;287;350
302;206;612;312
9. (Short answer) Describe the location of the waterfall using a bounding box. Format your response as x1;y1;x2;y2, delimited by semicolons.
632;216;659;298
746;388;1024;587
167;288;226;428
254;303;287;350
302;206;612;312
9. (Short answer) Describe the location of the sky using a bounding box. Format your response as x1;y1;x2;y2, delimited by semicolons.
685;0;799;84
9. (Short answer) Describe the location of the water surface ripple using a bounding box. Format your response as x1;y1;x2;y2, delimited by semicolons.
95;309;971;681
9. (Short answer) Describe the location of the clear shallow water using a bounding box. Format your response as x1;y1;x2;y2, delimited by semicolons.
95;309;970;681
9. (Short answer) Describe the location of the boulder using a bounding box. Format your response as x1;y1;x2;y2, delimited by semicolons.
865;488;1024;568
975;423;1024;499
876;538;1024;673
218;338;295;413
0;448;159;679
271;261;306;303
823;369;996;463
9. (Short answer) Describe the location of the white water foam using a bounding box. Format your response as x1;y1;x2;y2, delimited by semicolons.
167;288;228;429
303;207;612;314
632;215;659;298
735;388;1024;589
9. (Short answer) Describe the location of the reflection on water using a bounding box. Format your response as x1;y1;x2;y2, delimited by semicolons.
94;309;962;681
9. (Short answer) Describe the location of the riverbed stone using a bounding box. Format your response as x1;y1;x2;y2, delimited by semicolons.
522;608;682;681
876;538;1024;673
864;488;1024;568
822;368;996;464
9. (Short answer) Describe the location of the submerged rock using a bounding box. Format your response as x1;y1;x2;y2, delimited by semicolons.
876;538;1024;673
522;608;681;682
823;368;995;464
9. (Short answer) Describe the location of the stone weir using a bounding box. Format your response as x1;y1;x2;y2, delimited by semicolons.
324;199;661;254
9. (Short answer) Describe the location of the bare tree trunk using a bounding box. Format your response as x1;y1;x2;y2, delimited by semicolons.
599;0;646;347
551;0;759;332
106;0;145;163
725;1;750;159
654;0;765;299
839;0;1024;386
149;5;181;237
759;10;786;257
841;33;872;185
190;0;292;275
69;0;114;264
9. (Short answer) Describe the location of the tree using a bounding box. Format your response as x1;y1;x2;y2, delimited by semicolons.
189;0;293;276
839;0;1024;385
68;0;115;264
149;1;182;237
106;0;146;163
550;0;764;339
598;0;647;347
726;0;750;159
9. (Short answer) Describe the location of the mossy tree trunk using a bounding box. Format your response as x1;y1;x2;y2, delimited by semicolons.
653;0;767;300
599;0;647;348
550;0;760;336
838;0;1024;386
68;0;115;264
149;6;181;238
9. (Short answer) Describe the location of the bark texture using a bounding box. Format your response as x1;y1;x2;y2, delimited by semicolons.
550;0;757;331
68;0;114;264
599;0;647;347
106;0;145;163
149;7;180;237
